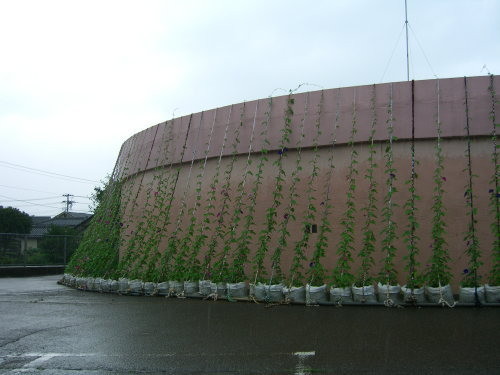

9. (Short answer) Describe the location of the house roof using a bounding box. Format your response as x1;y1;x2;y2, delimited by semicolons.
30;212;92;236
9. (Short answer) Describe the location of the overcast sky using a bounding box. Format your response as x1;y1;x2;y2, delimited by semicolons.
0;0;499;217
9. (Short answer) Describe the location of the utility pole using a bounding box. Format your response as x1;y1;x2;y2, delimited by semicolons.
405;0;410;81
62;194;75;214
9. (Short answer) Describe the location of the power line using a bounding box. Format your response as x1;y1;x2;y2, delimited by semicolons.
0;184;59;195
0;160;100;184
0;194;61;209
0;196;62;203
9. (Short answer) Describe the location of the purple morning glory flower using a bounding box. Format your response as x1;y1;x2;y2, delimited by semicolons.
284;147;289;152
284;213;289;219
320;201;324;206
488;189;494;193
278;150;283;155
442;177;447;181
463;269;469;274
390;173;396;178
309;262;315;268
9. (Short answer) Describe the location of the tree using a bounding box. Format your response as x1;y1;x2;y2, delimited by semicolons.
0;206;32;234
89;175;111;212
0;207;32;262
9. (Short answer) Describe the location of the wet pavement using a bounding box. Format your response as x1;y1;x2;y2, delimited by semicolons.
0;275;498;374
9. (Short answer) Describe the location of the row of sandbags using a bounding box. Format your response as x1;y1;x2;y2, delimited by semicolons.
59;275;500;306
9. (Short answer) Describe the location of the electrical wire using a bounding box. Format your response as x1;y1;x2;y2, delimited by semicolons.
379;24;406;83
0;160;100;184
0;184;59;195
0;194;61;209
0;196;62;203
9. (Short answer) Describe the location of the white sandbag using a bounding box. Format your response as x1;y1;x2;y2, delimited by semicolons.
94;278;104;292
425;284;455;305
118;278;129;294
198;280;215;296
60;274;70;285
157;281;169;296
216;282;227;298
86;278;97;291
484;284;500;303
284;286;306;304
67;275;76;287
169;280;184;296
459;286;485;304
306;284;328;304
377;283;402;304
143;282;157;296
75;277;86;289
250;283;265;301
184;281;199;297
251;283;284;302
266;284;284;302
108;279;119;293
330;286;353;303
129;279;144;295
352;284;377;303
227;282;248;298
401;285;425;303
100;279;111;293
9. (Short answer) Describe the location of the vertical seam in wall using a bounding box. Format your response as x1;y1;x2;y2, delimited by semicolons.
168;114;194;208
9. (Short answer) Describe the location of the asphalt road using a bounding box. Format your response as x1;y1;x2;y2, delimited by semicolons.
0;275;498;374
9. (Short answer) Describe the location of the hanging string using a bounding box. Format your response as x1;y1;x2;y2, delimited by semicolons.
409;79;417;299
464;76;480;306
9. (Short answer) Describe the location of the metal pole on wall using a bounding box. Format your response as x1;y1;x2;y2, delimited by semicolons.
405;0;410;81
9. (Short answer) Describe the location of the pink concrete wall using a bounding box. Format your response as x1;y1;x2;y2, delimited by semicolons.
115;75;499;288
117;76;498;179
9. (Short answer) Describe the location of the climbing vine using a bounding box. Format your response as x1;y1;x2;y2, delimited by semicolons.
271;92;309;284
126;125;171;279
66;177;121;278
356;85;378;287
303;91;325;286
142;121;179;281
252;93;294;283
210;104;245;282
462;77;482;287
487;75;500;286
114;136;149;276
239;98;272;284
199;107;233;280
227;101;260;282
378;84;399;286
331;91;358;288
403;81;421;290
160;114;200;281
426;80;451;288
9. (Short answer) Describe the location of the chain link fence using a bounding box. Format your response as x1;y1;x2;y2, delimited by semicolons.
0;233;82;266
